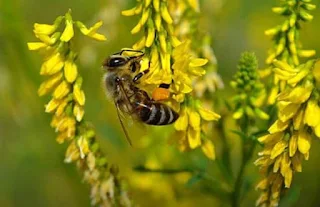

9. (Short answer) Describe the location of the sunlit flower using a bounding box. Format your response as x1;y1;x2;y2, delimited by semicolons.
256;59;318;207
28;10;129;207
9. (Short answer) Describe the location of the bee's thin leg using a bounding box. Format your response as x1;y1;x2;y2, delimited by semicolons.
132;69;150;83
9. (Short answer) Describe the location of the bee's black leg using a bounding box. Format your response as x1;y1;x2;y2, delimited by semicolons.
133;69;150;83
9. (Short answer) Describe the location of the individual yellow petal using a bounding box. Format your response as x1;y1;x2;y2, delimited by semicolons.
73;104;85;122
60;12;74;42
56;98;69;116
298;50;316;58
27;42;47;50
40;52;64;75
312;60;320;83
254;108;270;120
188;110;201;130
154;12;162;31
64;59;78;83
131;22;142;34
233;108;244;119
174;108;188;131
187;127;201;149
38;72;63;96
160;3;173;24
33;16;63;35
145;22;155;47
198;106;220;121
77;136;90;159
287;68;309;85
133;36;146;50
270;140;288;159
73;85;85;106
64;141;80;163
293;108;304;130
153;0;160;12
76;21;106;41
188;0;200;12
201;139;215;160
189;58;208;67
45;98;61;113
255;178;268;190
273;59;296;72
268;120;289;133
53;81;70;99
159;32;167;53
284;168;293;188
278;102;300;122
56;131;71;144
297;129;311;154
278;85;312;104
268;86;279;105
289;133;298;157
273;155;282;173
258;132;283;145
315;124;320;138
121;7;137;16
140;8;150;26
304;100;320;127
291;152;302;172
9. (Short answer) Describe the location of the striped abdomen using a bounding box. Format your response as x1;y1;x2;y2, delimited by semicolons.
137;102;179;125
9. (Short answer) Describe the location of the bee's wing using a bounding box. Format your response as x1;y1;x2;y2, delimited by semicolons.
114;100;133;146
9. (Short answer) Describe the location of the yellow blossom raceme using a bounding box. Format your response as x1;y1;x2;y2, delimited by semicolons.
263;0;316;105
28;10;130;206
173;98;220;160
255;59;319;207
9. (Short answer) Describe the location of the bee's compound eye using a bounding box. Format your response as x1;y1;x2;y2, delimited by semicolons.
108;57;127;67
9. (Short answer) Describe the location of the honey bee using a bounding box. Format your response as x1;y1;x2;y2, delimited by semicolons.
102;49;179;145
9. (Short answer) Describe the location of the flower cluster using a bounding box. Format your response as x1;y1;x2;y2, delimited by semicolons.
263;0;316;104
231;52;268;121
255;59;320;207
28;10;130;207
122;0;220;159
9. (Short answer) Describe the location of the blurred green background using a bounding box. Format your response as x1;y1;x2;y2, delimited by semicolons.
1;0;320;206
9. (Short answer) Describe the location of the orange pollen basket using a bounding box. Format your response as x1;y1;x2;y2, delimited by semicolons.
152;88;170;101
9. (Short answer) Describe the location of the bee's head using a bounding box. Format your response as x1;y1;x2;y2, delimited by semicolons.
103;55;129;68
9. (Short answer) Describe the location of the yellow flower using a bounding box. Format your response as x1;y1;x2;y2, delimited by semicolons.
60;11;74;42
33;16;63;35
64;54;78;83
76;21;107;41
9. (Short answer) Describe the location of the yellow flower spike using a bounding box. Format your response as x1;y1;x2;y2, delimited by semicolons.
293;108;304;130
160;2;173;24
174;107;188;131
145;20;155;47
53;80;70;99
28;42;47;50
45;98;61;113
121;7;137;16
188;110;201;130
268;120;289;133
64;140;80;163
33;16;63;35
258;132;283;145
270;140;288;159
56;98;69;116
154;12;162;31
64;57;78;83
77;136;90;159
76;21;107;41
60;11;74;42
198;106;220;121
289;133;298;157
304;100;320;127
73;85;85;106
74;104;85;122
201;139;215;160
297;129;311;154
187;127;201;149
38;72;63;96
40;52;64;75
153;0;160;12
